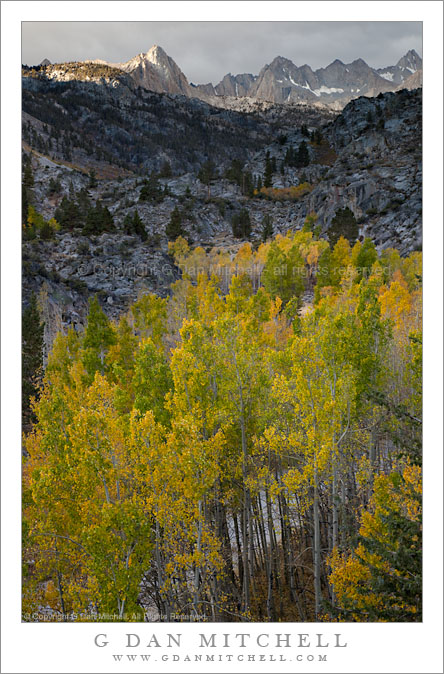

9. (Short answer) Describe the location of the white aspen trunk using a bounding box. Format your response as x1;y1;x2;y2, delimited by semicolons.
332;457;339;550
265;489;276;621
313;473;321;620
241;416;250;614
155;517;170;621
193;500;203;618
368;428;377;503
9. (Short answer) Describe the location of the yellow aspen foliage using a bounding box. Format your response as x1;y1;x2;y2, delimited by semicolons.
329;463;422;622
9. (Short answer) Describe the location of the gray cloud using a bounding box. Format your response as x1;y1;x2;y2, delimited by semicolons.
22;21;422;84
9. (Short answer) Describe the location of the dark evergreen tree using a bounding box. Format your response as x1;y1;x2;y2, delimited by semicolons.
47;177;62;196
296;141;310;168
54;196;83;230
241;171;255;197
23;155;34;188
101;205;114;230
159;160;172;178
83;202;114;235
39;219;55;240
231;208;251;238
263;154;273;188
225;159;244;186
88;169;97;188
123;213;133;236
22;293;44;428
198;160;217;198
132;210;146;240
22;185;29;226
284;146;295;167
261;214;274;242
165;206;185;240
139;174;164;203
328;207;359;246
77;188;92;218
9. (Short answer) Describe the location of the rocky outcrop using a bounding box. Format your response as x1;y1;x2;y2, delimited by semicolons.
214;72;257;97
311;89;422;252
395;70;423;91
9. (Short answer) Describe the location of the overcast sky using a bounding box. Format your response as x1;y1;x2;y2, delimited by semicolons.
22;21;422;84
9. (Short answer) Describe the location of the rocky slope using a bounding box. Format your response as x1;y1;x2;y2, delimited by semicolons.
311;89;422;250
22;77;421;355
22;66;277;176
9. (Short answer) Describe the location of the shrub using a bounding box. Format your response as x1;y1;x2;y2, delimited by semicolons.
256;183;313;202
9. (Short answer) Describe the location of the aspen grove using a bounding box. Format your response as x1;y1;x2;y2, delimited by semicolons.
23;227;422;622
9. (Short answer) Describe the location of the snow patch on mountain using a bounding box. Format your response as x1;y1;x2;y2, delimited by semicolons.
312;85;345;96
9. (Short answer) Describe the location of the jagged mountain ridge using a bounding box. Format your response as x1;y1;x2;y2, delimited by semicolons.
83;45;422;109
28;45;422;110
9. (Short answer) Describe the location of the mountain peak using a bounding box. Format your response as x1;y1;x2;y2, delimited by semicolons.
269;55;294;67
146;44;169;65
396;49;422;72
351;58;368;67
119;44;191;96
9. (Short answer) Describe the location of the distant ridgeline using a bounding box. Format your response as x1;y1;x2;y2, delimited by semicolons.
22;45;422;108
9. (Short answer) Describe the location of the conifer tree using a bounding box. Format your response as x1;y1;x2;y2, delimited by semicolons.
263;153;273;188
88;169;97;188
296;141;310;168
231;208;252;239
261;214;274;242
22;294;44;428
139;173;164;203
22;186;29;227
329;207;359;246
198;160;217;198
23;154;34;188
225;158;244;185
165;206;185;241
329;463;422;622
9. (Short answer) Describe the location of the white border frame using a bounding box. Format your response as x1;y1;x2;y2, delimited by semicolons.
2;3;443;673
